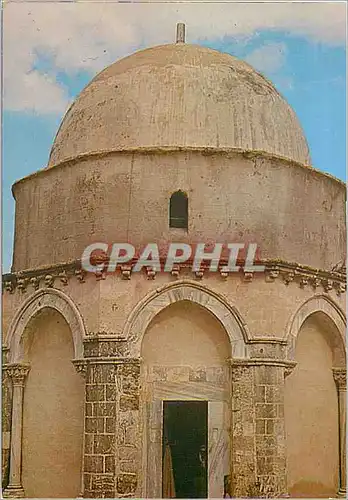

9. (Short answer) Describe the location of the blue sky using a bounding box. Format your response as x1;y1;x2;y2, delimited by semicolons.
2;2;346;272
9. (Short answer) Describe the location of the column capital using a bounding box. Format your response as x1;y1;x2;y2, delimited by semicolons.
333;368;346;390
4;364;30;386
72;359;87;379
284;362;297;378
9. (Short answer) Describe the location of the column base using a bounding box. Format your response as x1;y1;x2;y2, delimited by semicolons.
3;486;25;498
337;487;347;497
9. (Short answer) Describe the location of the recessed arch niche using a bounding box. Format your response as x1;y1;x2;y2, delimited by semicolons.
21;307;84;498
140;299;232;498
284;311;345;497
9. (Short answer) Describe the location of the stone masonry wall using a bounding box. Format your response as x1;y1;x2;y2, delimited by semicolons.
254;364;287;497
83;359;141;498
231;364;257;496
231;362;287;497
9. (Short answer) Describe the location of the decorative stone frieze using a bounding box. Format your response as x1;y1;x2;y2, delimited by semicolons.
170;265;180;277
29;276;40;290
283;271;295;285
120;265;132;280
95;269;106;281
75;269;86;283
265;266;279;282
4;281;14;294
299;276;309;288
145;267;156;280
311;276;322;289
194;269;204;279
16;277;27;294
2;258;346;294
219;268;229;279
58;270;68;286
44;274;54;287
244;270;254;282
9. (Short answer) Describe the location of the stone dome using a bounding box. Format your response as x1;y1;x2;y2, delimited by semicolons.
48;41;310;167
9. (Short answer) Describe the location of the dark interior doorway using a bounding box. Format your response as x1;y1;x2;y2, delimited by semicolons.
162;401;208;499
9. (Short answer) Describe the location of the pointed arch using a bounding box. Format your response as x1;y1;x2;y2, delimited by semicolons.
122;280;250;358
5;288;86;363
285;294;346;364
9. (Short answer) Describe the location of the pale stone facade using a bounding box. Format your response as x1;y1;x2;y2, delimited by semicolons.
2;25;346;499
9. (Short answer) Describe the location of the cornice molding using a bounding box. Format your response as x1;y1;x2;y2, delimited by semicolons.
2;259;346;296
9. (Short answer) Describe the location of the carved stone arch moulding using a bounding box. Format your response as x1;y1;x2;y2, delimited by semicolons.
285;294;346;364
5;288;86;363
122;279;250;358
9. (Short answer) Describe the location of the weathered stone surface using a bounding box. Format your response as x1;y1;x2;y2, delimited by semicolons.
117;473;137;495
94;434;115;455
84;455;103;473
119;395;139;411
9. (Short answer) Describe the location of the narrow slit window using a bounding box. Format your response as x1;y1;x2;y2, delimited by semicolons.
169;191;188;229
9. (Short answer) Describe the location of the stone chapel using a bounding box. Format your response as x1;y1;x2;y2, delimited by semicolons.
2;24;347;499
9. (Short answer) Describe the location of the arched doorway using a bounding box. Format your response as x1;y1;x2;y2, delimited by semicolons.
21;307;84;498
141;300;231;498
284;311;345;497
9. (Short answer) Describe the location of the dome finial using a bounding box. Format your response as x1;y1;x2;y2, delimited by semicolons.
176;23;186;43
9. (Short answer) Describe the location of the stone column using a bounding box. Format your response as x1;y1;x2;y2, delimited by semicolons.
333;368;346;497
3;364;30;498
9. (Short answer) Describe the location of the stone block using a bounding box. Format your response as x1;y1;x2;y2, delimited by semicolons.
84;473;91;491
105;417;116;434
105;384;117;401
256;419;266;435
92;364;118;384
256;435;276;456
94;434;116;454
86;417;104;433
85;402;93;416
93;402;116;417
119;447;137;461
117;473;137;495
265;385;282;403
86;384;105;402
254;366;278;385
255;385;266;403
120;460;137;474
85;434;93;454
104;455;115;474
120;395;139;411
91;473;115;493
84;455;103;473
255;403;277;419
